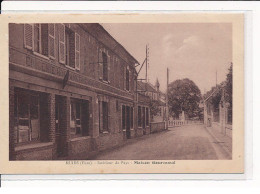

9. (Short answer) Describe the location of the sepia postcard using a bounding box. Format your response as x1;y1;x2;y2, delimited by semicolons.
0;13;244;174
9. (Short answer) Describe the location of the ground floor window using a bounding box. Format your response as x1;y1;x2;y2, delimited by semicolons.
14;89;40;143
138;106;142;127
137;105;150;128
146;107;149;126
70;99;89;138
122;105;133;130
99;101;109;133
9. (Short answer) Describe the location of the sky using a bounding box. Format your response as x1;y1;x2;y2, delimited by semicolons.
102;23;232;94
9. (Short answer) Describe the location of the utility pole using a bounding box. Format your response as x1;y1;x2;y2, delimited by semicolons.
216;70;218;87
166;68;169;130
145;44;148;83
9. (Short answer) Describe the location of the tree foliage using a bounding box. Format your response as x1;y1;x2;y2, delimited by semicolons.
149;100;161;120
168;78;201;119
225;63;232;108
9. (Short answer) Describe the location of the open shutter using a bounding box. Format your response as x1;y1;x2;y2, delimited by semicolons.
48;24;55;59
124;66;126;90
129;69;132;92
75;33;80;70
107;51;110;83
98;49;103;80
24;24;33;50
41;24;49;57
58;24;65;64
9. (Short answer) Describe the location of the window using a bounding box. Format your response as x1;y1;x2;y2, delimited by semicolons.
58;24;80;69
102;52;108;81
126;67;130;91
138;106;142;127
14;89;40;143
142;107;146;128
99;101;109;133
130;107;133;129
70;99;89;138
146;107;149;126
24;23;55;58
122;105;126;129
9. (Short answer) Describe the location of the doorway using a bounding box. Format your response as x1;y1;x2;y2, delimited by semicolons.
126;106;131;139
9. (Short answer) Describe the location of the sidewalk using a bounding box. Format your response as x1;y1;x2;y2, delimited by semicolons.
205;125;232;159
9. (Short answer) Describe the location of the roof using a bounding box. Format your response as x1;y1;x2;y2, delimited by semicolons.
137;81;157;92
78;23;139;73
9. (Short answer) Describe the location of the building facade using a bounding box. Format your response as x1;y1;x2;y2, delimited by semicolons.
9;23;149;160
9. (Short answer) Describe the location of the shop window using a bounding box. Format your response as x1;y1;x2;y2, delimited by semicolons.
14;89;40;143
70;99;89;138
99;101;109;133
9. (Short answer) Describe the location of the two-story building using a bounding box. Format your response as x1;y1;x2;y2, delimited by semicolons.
9;23;141;160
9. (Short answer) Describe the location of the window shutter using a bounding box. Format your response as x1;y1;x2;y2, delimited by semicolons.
107;52;110;83
124;66;126;90
41;24;49;57
98;49;103;80
75;33;80;70
24;24;33;50
58;24;65;64
48;24;55;59
129;69;132;92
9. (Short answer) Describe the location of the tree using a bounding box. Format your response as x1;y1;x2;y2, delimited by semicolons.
149;100;161;121
168;78;201;119
225;63;232;109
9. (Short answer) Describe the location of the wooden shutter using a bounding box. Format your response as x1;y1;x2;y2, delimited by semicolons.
58;24;65;64
41;24;49;57
75;33;80;70
24;24;33;50
107;51;110;83
48;24;55;59
98;49;103;80
124;66;126;90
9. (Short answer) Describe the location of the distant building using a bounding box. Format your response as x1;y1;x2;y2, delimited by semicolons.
137;79;166;123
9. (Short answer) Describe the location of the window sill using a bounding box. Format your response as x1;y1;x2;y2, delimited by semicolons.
33;52;50;60
70;136;91;142
15;142;53;152
65;65;76;70
122;129;126;132
99;131;109;135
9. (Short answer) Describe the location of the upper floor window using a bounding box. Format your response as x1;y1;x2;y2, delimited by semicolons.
125;66;130;91
58;24;80;70
102;52;108;81
24;23;55;59
98;50;110;82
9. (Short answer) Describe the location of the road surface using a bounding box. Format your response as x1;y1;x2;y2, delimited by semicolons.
93;124;229;160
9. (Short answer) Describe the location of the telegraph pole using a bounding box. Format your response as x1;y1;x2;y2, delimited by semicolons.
166;68;169;130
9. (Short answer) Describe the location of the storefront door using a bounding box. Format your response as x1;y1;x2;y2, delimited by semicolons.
55;95;63;157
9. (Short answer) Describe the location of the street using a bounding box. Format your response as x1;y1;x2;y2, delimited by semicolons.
93;124;230;160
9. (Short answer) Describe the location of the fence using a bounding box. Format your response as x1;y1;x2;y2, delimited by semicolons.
168;120;203;127
150;121;166;133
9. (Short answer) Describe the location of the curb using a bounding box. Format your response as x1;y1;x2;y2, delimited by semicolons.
204;126;232;159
